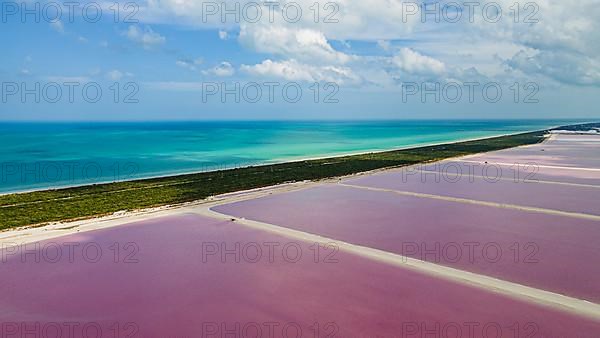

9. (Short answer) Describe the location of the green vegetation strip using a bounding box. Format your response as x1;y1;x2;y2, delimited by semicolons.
0;130;550;230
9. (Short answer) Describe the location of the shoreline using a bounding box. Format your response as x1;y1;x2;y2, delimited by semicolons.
0;133;542;243
1;122;597;231
0;121;581;196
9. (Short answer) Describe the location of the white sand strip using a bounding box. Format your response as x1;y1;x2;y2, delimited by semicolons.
339;183;600;221
199;207;600;322
460;160;600;172
414;168;600;189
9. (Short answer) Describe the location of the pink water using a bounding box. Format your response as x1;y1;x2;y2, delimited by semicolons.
213;184;600;303
2;214;600;337
344;167;600;216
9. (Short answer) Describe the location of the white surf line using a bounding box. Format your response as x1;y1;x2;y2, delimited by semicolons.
460;160;600;172
338;183;600;221
198;207;600;321
414;168;600;189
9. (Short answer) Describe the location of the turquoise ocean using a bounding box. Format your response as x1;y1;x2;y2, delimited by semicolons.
0;120;585;193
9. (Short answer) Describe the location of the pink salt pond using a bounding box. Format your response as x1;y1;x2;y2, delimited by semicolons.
467;134;600;169
2;214;600;337
418;160;600;187
343;165;600;216
213;184;600;303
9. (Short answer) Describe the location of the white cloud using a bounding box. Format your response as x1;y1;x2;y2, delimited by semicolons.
132;0;599;88
50;20;64;34
104;70;134;81
460;0;600;86
241;59;315;82
137;0;420;40
506;50;600;86
176;60;194;71
136;0;238;28
239;24;352;64
218;30;228;40
203;62;235;77
479;0;599;56
377;40;391;52
125;25;166;49
241;59;361;85
106;70;124;81
392;48;446;76
176;58;203;71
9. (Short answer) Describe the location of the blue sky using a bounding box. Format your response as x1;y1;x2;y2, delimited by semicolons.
1;0;599;120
